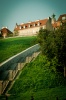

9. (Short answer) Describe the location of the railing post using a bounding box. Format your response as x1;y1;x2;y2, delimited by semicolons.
8;70;13;81
0;81;3;94
17;63;21;70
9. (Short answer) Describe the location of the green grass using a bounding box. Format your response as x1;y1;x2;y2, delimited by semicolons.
7;87;66;100
0;36;37;63
8;54;66;100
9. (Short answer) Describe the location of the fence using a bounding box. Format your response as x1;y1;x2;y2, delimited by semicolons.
0;44;40;94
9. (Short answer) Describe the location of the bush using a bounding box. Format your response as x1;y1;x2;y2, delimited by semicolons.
37;22;66;76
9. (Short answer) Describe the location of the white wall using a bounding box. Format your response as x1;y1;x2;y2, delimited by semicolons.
18;27;40;36
18;21;53;36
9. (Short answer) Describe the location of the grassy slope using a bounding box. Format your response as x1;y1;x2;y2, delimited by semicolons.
8;54;66;100
0;36;37;63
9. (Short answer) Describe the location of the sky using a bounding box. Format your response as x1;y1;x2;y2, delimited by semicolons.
0;0;66;31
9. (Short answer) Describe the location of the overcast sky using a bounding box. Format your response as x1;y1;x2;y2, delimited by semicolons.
0;0;66;31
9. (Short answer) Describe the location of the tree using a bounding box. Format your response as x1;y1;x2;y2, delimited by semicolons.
55;22;66;77
37;22;66;77
37;28;56;59
13;30;19;36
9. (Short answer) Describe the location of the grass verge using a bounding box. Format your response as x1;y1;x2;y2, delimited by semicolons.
0;36;37;63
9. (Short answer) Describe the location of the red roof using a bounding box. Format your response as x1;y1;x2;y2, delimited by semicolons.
1;28;8;33
57;14;66;21
1;27;13;34
14;19;48;31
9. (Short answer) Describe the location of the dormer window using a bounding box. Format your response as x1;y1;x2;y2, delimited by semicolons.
34;23;35;27
23;25;25;28
28;24;30;28
40;23;41;25
30;25;32;27
35;24;37;26
38;22;40;26
62;16;66;20
25;26;27;28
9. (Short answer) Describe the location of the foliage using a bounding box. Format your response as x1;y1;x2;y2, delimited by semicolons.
55;22;66;67
13;30;19;36
0;36;37;63
8;54;66;100
7;33;13;37
0;34;2;37
7;87;66;100
37;22;66;72
37;28;56;59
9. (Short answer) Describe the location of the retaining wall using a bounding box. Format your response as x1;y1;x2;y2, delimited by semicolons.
0;44;40;71
0;44;40;94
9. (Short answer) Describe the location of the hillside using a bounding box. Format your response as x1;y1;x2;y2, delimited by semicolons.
8;54;66;100
0;36;37;63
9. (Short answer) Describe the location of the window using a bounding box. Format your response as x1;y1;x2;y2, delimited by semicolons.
30;25;32;27
62;16;66;20
35;24;37;26
25;26;27;28
40;23;41;25
23;25;25;28
29;24;30;28
38;22;40;26
34;23;35;27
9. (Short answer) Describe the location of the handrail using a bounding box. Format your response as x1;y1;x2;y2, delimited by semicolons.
0;44;40;71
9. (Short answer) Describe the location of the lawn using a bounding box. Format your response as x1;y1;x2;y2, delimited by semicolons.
8;54;66;100
0;36;37;63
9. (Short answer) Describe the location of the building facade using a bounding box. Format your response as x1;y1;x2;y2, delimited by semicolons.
52;14;66;30
0;27;13;38
14;17;53;36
